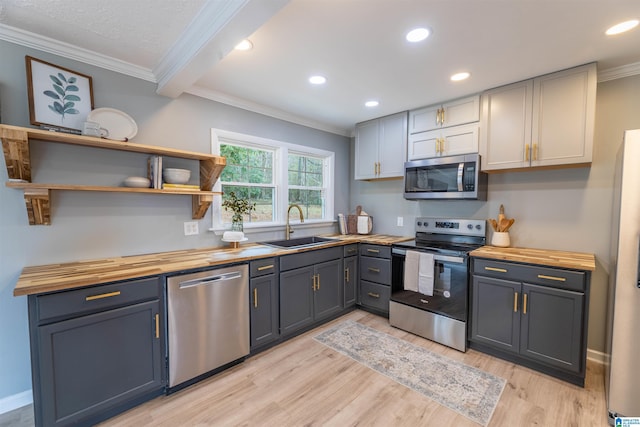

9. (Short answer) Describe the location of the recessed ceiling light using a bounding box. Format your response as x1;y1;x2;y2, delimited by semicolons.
606;19;639;35
406;27;430;43
451;72;471;82
365;100;379;107
309;75;327;85
234;39;253;51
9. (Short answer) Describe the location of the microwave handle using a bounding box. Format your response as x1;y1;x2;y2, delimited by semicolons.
457;162;464;192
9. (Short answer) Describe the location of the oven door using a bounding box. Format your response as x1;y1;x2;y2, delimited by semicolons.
391;247;469;321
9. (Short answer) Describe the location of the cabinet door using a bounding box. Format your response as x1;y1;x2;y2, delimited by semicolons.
354;119;379;180
407;129;439;160
377;112;407;179
314;259;343;321
520;283;584;373
470;275;520;354
37;300;163;426
440;123;479;157
441;96;480;128
409;105;441;133
344;256;358;307
280;266;314;336
480;80;533;171
531;63;596;168
250;274;279;349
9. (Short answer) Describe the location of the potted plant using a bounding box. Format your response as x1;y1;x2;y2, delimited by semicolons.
222;191;256;231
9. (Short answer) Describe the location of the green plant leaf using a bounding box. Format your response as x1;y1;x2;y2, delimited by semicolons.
53;102;64;114
53;84;65;96
68;77;77;84
49;75;62;85
65;109;79;115
65;85;79;92
64;94;81;101
58;73;67;83
63;101;75;110
43;90;60;100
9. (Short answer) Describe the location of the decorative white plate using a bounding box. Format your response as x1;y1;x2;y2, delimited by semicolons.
87;108;138;141
123;176;151;188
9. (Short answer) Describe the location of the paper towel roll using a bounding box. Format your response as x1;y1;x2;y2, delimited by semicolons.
357;215;369;234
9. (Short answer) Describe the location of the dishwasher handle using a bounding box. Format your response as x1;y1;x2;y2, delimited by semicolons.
178;271;243;289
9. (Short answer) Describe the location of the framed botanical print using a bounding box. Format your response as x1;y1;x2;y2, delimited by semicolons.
25;56;94;133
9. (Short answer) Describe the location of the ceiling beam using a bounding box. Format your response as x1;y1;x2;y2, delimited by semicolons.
154;0;290;98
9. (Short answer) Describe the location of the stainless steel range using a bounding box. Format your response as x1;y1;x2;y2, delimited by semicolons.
390;218;486;352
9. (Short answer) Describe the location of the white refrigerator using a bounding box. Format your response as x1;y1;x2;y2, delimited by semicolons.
605;129;640;423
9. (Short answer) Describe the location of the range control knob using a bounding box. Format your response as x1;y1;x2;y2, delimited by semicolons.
423;222;428;228
417;221;422;227
467;224;473;230
476;224;482;230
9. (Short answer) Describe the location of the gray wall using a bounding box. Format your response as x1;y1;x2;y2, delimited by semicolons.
0;39;350;403
351;73;640;356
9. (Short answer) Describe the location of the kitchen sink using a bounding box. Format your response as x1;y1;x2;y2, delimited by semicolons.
260;236;337;249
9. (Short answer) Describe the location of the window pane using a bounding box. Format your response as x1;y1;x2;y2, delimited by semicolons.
222;185;274;223
288;154;323;187
288;189;324;220
221;144;272;184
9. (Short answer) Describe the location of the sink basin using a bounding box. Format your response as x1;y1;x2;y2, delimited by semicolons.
260;236;337;249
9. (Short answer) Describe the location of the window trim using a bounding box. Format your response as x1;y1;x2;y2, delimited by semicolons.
210;128;335;233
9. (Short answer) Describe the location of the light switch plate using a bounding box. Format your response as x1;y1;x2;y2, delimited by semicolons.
184;221;199;236
397;216;403;227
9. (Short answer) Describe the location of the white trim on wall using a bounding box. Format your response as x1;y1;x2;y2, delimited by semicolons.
0;389;32;415
598;61;640;82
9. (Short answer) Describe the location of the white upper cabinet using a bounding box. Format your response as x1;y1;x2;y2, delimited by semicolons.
354;112;408;180
480;63;597;172
409;95;480;134
408;123;479;160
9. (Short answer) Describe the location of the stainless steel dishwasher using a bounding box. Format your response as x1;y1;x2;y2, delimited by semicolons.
167;264;249;389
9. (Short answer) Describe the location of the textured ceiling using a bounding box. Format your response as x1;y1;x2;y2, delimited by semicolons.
1;0;639;135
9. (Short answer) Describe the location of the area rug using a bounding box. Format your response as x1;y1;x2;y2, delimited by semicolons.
313;320;505;426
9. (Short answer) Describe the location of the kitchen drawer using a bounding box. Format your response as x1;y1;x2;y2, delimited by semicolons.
360;256;391;285
473;258;585;292
35;277;161;324
343;244;359;257
250;258;278;277
280;247;342;271
360;281;390;312
359;244;391;259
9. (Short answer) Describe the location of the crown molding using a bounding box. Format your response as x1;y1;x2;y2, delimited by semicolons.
0;23;156;82
186;85;351;137
598;61;640;82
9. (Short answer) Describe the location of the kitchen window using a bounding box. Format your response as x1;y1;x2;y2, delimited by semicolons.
211;129;334;231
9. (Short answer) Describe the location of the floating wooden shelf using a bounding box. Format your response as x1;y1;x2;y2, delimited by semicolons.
1;124;226;225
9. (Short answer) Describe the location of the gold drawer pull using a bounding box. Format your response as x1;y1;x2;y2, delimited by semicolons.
85;291;121;301
368;267;381;273
514;292;518;313
368;292;380;298
155;314;160;339
537;274;566;282
523;293;528;315
253;288;258;308
485;267;507;273
367;249;380;254
257;264;274;271
345;267;350;282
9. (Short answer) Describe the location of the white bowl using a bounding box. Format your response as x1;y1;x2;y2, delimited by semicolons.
163;168;191;184
123;176;151;188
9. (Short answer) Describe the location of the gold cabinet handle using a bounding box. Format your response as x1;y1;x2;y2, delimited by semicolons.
367;249;380;254
377;162;381;175
85;291;121;301
368;292;380;298
533;143;538;161
525;144;530;162
345;267;350;283
312;274;317;290
538;274;566;282
436;138;441;154
155;314;160;339
257;264;274;271
368;267;380;273
484;266;507;273
523;293;528;315
253;288;258;308
317;274;320;290
441;108;445;125
514;292;518;313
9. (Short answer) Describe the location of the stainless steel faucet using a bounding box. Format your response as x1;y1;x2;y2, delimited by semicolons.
286;204;304;240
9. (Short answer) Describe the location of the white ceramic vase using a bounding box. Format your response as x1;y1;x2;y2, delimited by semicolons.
491;231;511;247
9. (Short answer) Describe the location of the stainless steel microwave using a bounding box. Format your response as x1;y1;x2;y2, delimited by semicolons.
403;154;487;200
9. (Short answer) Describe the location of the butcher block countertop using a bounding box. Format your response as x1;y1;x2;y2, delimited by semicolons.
470;246;596;272
13;234;412;296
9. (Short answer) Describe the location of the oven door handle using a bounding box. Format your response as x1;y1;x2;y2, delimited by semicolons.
392;248;465;264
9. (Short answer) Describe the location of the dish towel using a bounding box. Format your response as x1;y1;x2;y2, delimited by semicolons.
357;215;370;234
403;250;420;292
418;252;434;296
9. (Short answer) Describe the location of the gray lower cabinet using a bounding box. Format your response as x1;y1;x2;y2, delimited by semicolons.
249;258;279;350
28;277;165;427
279;247;343;336
358;244;392;316
470;258;589;386
343;244;358;307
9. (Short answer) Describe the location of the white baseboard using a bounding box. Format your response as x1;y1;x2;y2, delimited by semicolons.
0;390;32;415
587;348;606;365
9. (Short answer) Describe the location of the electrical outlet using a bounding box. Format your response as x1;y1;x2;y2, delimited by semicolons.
397;216;403;227
183;221;199;236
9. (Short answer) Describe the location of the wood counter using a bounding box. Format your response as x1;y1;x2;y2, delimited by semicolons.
469;246;595;271
13;234;412;296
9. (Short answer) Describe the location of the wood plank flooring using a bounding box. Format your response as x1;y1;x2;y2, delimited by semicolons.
1;310;609;426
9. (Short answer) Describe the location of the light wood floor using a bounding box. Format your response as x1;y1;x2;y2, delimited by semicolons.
2;309;609;426
101;310;608;427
